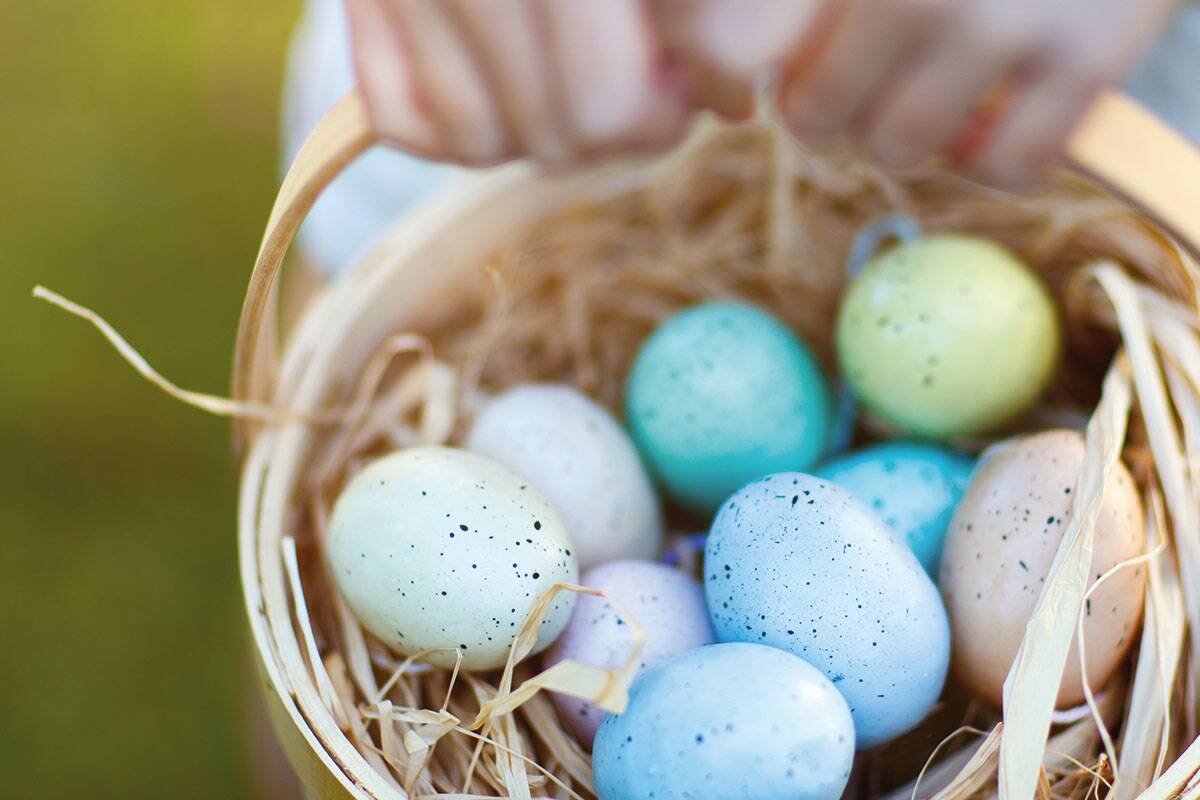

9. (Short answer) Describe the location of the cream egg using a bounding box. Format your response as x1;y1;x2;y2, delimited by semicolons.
466;384;662;568
328;446;579;670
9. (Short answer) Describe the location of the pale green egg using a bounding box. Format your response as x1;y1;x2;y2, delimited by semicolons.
835;234;1059;438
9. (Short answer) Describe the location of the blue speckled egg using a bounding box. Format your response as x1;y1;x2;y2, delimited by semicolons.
593;643;854;800
815;442;974;576
705;474;950;747
625;302;832;513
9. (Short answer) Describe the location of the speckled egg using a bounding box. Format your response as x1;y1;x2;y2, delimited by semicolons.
327;446;578;670
706;473;950;747
816;441;975;576
940;429;1146;707
835;234;1059;438
593;643;854;800
625;302;832;513
543;560;714;747
466;384;662;568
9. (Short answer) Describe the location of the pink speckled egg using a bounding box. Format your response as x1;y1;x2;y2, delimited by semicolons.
543;560;714;747
940;429;1146;708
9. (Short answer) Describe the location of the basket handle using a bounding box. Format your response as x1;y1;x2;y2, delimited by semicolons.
231;88;1200;445
1064;91;1200;261
231;90;377;448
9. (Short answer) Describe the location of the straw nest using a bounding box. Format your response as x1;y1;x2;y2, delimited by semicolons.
52;114;1200;799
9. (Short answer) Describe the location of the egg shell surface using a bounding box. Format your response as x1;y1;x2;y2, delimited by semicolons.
625;301;832;513
815;441;975;576
835;234;1059;438
940;429;1146;707
543;560;714;747
327;446;578;670
466;384;663;568
593;642;854;800
705;473;950;747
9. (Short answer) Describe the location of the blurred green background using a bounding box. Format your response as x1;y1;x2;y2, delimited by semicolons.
2;3;1199;799
0;2;299;797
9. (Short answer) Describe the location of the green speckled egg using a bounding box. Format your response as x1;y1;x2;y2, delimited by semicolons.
625;302;831;513
835;234;1059;438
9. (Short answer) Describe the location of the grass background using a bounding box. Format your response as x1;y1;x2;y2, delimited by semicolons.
1;2;299;797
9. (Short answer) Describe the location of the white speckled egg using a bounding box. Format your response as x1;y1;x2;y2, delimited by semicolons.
705;473;950;747
328;446;579;670
593;643;854;800
466;384;662;568
543;560;714;747
940;429;1146;707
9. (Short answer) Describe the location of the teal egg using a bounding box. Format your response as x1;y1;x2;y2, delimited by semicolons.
625;302;831;513
815;442;974;576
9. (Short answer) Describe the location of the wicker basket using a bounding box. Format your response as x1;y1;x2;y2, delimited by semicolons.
234;90;1200;800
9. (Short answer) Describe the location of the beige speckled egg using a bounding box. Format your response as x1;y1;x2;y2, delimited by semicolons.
328;447;579;671
939;429;1145;708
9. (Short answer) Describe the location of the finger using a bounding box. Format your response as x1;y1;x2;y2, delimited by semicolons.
345;0;443;158
778;0;941;142
391;0;510;165
964;0;1176;188
856;13;1032;168
963;59;1102;189
444;0;574;164
653;0;823;119
540;0;688;157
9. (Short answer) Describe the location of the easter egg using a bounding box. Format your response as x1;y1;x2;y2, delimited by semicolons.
466;384;662;568
543;560;714;747
327;446;578;670
815;441;974;576
625;302;832;513
593;643;854;800
705;473;950;746
835;234;1059;438
940;429;1146;707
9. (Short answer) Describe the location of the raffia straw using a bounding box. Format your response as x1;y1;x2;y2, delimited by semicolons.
32;286;326;424
931;726;1004;800
469;583;645;729
1076;539;1168;779
999;356;1133;800
1113;490;1186;800
282;536;350;727
900;726;999;800
1092;264;1200;731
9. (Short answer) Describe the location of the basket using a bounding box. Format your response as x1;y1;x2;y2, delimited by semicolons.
234;90;1200;800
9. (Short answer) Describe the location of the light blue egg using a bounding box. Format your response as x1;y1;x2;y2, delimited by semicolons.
625;302;832;513
593;643;854;800
705;474;950;747
815;442;974;577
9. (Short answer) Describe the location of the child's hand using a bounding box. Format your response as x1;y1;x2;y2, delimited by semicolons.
346;0;1175;187
345;0;693;166
777;0;1176;187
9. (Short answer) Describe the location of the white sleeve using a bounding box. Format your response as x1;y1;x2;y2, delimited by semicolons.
281;0;460;277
